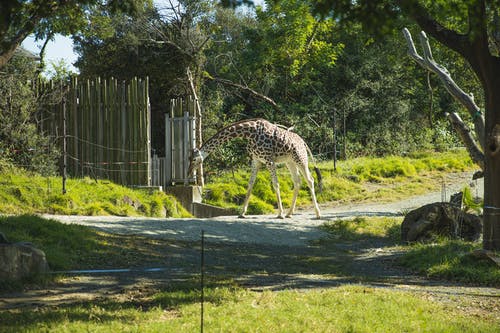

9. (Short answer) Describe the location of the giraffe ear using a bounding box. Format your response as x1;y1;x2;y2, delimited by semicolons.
192;148;202;160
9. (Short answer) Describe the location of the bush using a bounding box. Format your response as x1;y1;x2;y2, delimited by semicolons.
0;56;60;175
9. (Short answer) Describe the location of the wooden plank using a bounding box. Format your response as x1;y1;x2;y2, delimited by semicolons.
145;77;151;186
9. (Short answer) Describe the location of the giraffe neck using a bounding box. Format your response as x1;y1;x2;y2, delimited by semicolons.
199;119;261;158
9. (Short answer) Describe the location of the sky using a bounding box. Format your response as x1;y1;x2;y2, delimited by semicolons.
21;0;264;76
22;34;78;74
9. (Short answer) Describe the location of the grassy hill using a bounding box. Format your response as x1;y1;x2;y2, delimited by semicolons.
0;161;189;218
0;149;477;217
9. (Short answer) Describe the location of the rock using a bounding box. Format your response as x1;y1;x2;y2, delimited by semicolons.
450;192;463;208
0;232;9;243
0;242;50;280
471;249;500;267
401;202;482;243
122;195;142;210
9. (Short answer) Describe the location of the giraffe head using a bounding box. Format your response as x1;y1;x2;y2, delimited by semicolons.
187;148;203;176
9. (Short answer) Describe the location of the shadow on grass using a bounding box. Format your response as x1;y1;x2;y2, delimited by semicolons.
1;214;498;331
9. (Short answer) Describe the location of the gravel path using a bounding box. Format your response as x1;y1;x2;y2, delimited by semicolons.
43;172;483;247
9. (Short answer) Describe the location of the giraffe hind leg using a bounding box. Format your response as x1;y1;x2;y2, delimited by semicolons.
286;162;301;218
299;165;321;219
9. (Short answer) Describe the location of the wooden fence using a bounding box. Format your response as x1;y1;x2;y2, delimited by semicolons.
38;77;151;186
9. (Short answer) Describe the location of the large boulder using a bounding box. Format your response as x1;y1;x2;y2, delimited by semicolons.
401;202;482;243
0;235;49;280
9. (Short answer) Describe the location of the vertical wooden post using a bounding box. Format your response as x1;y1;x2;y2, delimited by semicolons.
183;111;190;185
145;77;152;186
165;112;172;186
333;107;337;171
62;95;67;194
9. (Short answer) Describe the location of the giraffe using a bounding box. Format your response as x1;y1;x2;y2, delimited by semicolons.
188;118;322;219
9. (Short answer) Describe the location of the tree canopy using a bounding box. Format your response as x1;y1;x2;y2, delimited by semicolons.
0;0;148;68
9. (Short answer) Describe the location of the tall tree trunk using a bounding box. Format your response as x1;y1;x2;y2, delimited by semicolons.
405;0;500;250
483;78;500;250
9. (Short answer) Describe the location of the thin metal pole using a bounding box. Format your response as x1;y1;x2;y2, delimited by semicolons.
200;230;205;333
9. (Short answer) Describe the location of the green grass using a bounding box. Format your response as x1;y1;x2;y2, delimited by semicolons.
0;215;181;276
319;217;500;287
0;150;475;217
319;216;401;242
1;214;499;331
1;150;496;331
204;149;477;214
398;240;500;286
0;165;189;217
0;283;497;332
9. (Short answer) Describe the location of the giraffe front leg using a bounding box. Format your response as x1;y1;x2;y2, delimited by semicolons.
268;163;285;219
239;159;260;218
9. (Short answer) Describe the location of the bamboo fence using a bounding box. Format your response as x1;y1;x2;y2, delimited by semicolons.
38;77;151;186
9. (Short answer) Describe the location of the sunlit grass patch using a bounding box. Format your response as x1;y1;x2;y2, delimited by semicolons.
320;216;402;243
0;169;189;217
204;150;477;212
398;240;500;286
1;284;497;332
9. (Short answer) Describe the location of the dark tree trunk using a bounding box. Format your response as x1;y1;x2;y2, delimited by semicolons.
483;73;500;250
408;0;500;250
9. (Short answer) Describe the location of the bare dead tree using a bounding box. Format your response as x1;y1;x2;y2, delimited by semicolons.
403;28;485;171
187;67;204;186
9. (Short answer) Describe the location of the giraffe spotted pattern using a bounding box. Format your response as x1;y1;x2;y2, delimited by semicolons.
189;118;321;219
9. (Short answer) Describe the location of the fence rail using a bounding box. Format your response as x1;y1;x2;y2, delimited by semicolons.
38;77;151;186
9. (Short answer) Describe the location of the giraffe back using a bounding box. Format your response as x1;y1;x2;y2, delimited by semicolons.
246;119;310;166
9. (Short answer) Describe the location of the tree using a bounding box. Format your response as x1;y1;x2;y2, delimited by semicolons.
204;1;343;148
74;0;213;156
0;0;146;69
327;24;447;157
208;1;448;159
306;0;500;250
403;28;485;171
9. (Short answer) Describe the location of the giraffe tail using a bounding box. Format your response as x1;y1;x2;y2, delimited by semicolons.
305;143;323;193
314;166;323;193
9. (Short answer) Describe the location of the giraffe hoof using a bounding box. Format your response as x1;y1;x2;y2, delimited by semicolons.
238;214;246;219
276;215;285;219
285;214;292;218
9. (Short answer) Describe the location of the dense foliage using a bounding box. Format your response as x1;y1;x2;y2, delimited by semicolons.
1;0;484;175
0;54;59;174
69;0;477;172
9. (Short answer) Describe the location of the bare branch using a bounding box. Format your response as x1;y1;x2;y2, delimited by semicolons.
403;28;485;149
208;76;281;113
403;28;485;170
446;112;484;170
